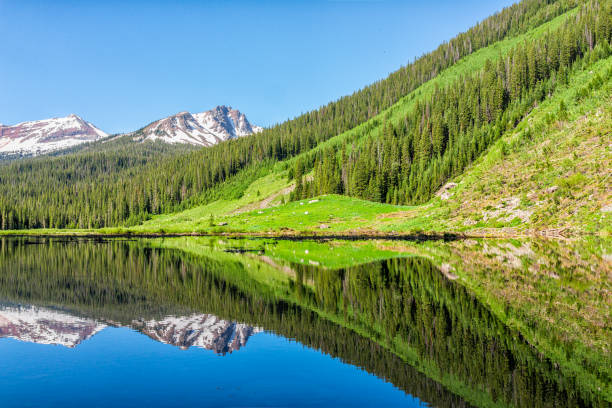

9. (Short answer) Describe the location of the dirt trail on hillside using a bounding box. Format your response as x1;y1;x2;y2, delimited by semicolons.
230;184;295;215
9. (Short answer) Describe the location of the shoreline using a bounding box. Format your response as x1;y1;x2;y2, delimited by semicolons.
0;228;596;241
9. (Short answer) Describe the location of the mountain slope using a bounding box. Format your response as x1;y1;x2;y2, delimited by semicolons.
130;105;262;147
0;0;603;231
394;57;612;235
289;1;609;205
0;114;107;158
131;31;612;237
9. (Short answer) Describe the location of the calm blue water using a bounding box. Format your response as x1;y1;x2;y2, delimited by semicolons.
0;326;423;408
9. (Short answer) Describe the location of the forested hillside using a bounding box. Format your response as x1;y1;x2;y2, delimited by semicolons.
0;0;608;230
296;0;611;204
0;137;195;228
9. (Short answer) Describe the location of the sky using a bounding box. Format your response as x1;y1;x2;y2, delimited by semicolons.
0;0;516;134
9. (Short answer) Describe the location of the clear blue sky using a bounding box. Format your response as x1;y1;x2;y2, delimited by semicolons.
0;0;516;134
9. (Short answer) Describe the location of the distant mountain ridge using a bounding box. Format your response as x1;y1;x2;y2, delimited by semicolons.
0;114;107;157
0;106;262;158
131;105;263;147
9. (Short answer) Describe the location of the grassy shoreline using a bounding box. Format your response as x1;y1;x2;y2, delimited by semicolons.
0;225;603;239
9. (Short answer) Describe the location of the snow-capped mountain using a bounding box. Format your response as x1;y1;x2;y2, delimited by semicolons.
0;106;261;158
131;105;263;147
132;314;262;354
0;304;261;353
0;114;107;157
0;304;106;348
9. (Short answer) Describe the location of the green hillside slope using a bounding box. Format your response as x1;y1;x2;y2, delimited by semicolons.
0;0;593;231
121;2;611;237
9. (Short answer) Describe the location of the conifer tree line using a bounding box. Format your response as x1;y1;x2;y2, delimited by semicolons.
0;0;600;229
0;138;195;229
293;0;612;204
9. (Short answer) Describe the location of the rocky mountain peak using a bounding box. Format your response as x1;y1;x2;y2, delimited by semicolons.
133;105;262;147
1;105;262;158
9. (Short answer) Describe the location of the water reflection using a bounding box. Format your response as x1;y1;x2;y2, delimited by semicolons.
131;314;260;353
0;303;260;354
0;236;607;407
0;303;105;348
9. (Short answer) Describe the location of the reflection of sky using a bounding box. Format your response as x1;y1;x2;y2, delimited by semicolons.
0;328;422;407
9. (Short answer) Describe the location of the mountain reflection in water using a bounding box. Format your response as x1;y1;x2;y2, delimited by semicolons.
0;236;606;408
0;303;260;354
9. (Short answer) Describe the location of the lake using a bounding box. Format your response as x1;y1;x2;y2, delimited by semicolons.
0;236;609;407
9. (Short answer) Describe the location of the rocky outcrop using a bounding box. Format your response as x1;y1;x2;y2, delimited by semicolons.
436;182;458;200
